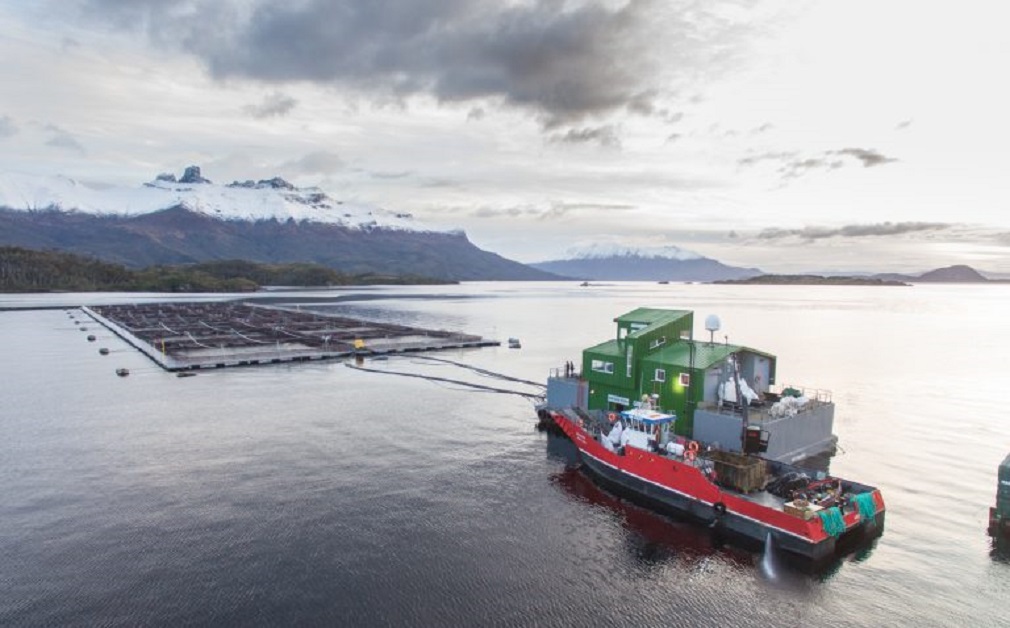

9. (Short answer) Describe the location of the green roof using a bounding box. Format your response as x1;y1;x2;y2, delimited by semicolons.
615;308;691;337
585;339;623;357
643;341;774;369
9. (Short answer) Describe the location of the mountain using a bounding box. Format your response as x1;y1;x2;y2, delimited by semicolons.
873;265;991;283
0;167;556;281
530;244;762;281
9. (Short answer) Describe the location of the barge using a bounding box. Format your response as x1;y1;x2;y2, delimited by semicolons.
538;308;885;565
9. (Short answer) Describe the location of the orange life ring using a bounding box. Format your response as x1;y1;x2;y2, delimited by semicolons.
608;412;617;423
687;441;699;453
685;450;696;462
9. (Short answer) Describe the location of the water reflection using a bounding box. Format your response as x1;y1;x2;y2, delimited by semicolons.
550;463;750;570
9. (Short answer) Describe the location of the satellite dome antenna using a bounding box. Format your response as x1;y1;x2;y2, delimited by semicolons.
704;314;721;345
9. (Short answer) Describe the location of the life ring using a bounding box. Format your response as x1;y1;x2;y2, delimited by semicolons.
685;450;696;462
608;412;617;423
577;418;585;428
687;441;699;453
714;502;727;517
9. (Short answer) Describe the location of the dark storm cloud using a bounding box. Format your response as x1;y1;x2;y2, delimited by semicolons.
244;92;298;118
756;222;949;241
79;0;754;127
0;115;16;138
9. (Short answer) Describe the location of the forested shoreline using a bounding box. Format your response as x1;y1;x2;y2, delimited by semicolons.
0;247;451;292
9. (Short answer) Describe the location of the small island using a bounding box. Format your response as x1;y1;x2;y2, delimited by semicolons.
713;274;909;286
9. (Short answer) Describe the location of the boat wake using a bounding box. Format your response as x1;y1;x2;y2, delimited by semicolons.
759;533;780;581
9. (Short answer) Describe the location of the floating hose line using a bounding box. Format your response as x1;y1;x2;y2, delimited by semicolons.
345;363;543;399
408;355;545;389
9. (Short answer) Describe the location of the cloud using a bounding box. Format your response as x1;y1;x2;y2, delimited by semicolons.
279;151;344;175
0;115;16;138
739;147;897;180
832;147;897;167
468;200;636;221
44;125;86;154
79;0;762;128
548;125;621;148
756;222;950;241
895;119;912;130
369;170;412;180
243;91;298;118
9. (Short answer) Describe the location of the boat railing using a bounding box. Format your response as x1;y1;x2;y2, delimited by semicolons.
548;365;581;379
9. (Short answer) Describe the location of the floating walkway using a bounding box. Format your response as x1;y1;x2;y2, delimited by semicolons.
83;301;498;372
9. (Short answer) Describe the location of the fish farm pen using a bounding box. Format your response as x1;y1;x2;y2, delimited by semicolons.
82;302;498;372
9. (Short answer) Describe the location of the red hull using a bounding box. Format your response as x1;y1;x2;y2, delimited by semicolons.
551;411;885;558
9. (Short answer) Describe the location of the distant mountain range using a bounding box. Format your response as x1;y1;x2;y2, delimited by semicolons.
872;265;994;283
530;245;761;282
718;265;1004;286
0;167;555;281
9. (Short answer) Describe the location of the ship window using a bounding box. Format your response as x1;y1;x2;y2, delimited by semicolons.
679;372;691;386
649;336;666;349
654;369;666;382
680;329;690;339
591;360;614;374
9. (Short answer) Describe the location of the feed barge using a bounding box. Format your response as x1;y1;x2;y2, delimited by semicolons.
538;308;885;565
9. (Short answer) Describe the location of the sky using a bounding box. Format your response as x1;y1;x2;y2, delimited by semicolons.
2;0;1009;274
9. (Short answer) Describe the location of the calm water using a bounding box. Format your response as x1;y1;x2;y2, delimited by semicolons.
2;282;1008;627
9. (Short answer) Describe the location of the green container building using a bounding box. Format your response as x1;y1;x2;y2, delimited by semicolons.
580;308;777;438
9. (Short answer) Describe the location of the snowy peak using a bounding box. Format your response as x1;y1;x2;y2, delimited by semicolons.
0;166;435;232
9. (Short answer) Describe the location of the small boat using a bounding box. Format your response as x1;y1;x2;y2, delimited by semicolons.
115;368;130;377
508;337;522;349
989;452;1010;538
87;335;96;342
99;348;110;355
579;281;591;287
176;371;197;378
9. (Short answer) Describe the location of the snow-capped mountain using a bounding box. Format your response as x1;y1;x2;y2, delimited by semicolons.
531;245;761;282
0;166;555;281
0;166;431;232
